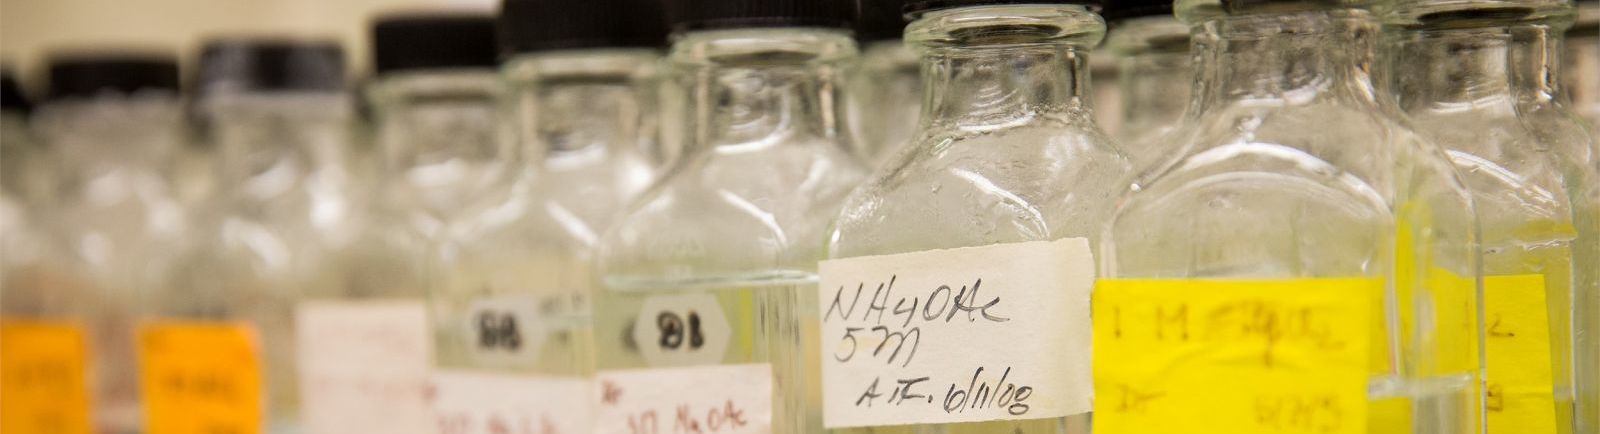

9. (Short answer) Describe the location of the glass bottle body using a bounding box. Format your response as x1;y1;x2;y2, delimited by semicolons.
1104;6;1482;434
596;28;868;434
1107;15;1193;168
846;39;923;165
1385;5;1600;431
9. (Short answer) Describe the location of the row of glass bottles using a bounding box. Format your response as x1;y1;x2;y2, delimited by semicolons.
1;0;1597;434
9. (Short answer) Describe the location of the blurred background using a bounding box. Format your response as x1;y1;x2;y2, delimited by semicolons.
0;0;495;87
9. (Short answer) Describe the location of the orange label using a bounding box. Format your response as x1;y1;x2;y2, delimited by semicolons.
138;321;263;434
0;319;93;434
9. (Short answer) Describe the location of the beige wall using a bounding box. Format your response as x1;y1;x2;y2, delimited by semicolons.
0;0;495;93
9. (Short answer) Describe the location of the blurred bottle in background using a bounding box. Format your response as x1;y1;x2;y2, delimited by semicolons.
1099;0;1484;432
30;52;188;434
1103;0;1192;168
1;66;97;434
594;0;868;432
845;0;921;166
160;37;367;434
1384;0;1600;432
424;0;665;431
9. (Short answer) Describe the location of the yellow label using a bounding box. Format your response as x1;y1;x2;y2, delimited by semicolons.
0;319;93;434
138;321;263;434
1093;278;1377;434
1483;274;1558;434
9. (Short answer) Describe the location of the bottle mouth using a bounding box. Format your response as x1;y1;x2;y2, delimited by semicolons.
1381;1;1574;29
906;4;1106;48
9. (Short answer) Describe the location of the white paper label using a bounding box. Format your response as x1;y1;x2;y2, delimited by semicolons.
297;300;434;434
817;238;1094;428
464;295;547;367
430;369;592;434
594;364;773;434
632;294;733;367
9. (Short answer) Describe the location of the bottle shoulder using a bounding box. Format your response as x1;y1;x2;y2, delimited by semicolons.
596;142;867;289
831;125;1133;257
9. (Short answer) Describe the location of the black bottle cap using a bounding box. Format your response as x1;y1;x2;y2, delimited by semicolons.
905;0;1107;16
500;0;669;54
1102;0;1174;21
197;39;346;95
371;12;498;74
46;53;180;101
1;69;30;114
857;0;909;42
663;0;856;32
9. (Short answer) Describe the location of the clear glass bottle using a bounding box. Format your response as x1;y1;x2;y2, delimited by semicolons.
845;0;923;165
1101;0;1484;433
425;0;664;432
1104;0;1194;168
825;2;1127;433
594;1;868;433
1384;1;1600;432
31;53;188;434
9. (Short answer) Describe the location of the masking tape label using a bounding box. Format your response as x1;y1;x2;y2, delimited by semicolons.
138;321;263;434
817;238;1095;428
1;319;93;434
1093;278;1377;434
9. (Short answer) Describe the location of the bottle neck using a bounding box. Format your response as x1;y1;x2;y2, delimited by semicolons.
908;4;1106;131
1389;20;1566;110
1110;16;1193;137
668;28;856;156
505;49;659;168
368;70;510;216
36;97;184;175
1204;8;1381;108
206;93;354;195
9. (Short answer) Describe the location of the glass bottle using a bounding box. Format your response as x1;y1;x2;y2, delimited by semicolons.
1384;1;1600;432
0;65;97;434
845;0;923;165
1100;0;1484;433
31;53;188;434
594;1;868;433
160;39;377;434
824;2;1127;434
292;14;502;434
1104;0;1193;167
425;0;664;431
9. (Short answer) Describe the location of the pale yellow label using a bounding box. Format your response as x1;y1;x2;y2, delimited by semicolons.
1484;274;1558;434
138;321;263;434
1093;278;1377;434
0;319;93;434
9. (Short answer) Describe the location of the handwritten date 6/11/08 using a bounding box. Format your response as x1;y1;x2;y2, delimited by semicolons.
854;366;1034;417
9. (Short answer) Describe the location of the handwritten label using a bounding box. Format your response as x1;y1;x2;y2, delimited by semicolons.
430;370;590;434
816;239;1094;428
138;321;263;434
463;295;546;367
632;294;732;367
1;319;93;434
595;364;772;434
297;300;433;434
1483;274;1558;433
1093;278;1376;434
